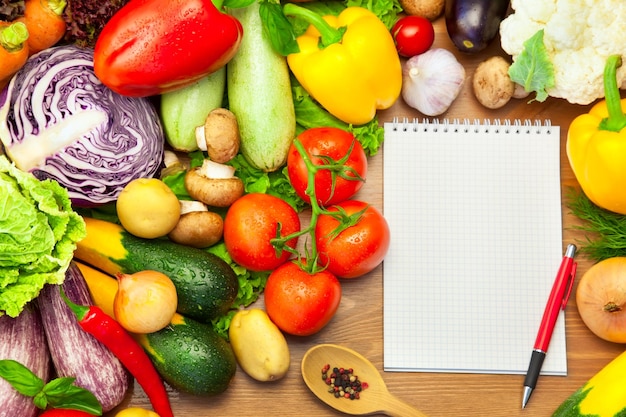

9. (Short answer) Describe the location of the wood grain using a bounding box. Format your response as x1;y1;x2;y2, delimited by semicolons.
105;16;626;417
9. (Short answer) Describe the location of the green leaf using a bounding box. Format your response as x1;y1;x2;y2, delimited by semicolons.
44;383;102;415
508;29;555;103
0;155;86;318
223;0;254;8
259;0;300;56
566;187;626;261
41;377;76;396
0;359;44;397
162;169;191;200
345;0;403;29
208;242;270;340
228;155;307;212
0;360;102;415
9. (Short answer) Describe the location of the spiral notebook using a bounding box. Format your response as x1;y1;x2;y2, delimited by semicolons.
382;118;566;375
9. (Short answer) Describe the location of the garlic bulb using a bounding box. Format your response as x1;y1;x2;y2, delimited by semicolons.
401;48;466;116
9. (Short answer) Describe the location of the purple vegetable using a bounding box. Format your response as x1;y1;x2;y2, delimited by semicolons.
0;45;164;207
37;263;130;412
0;305;50;417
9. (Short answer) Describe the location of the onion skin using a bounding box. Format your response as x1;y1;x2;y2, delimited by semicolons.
576;257;626;343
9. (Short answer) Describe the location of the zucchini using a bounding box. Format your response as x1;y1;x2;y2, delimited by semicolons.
227;0;296;172
0;305;50;417
74;217;239;323
37;263;130;412
136;313;237;396
160;67;226;152
553;350;626;417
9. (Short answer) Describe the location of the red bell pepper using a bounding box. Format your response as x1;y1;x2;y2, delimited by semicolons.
93;0;243;97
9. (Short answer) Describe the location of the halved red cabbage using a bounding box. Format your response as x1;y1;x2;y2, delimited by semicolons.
0;45;164;207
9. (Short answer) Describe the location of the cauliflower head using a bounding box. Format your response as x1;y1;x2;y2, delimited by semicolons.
500;0;626;105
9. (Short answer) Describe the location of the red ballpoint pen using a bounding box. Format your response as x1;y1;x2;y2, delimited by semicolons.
522;244;577;409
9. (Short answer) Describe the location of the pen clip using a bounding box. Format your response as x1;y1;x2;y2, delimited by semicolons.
561;261;577;310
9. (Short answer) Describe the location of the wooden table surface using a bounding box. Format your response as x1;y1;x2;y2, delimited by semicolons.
107;16;625;417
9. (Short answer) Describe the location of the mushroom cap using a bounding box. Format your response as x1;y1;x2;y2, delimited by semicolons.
184;167;245;207
203;108;240;163
168;211;224;248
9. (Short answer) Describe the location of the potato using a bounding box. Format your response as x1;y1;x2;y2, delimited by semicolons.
116;178;181;239
472;56;515;109
229;309;290;382
400;0;444;20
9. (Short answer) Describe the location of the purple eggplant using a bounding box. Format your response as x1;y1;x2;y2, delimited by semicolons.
445;0;510;53
37;263;131;412
0;305;50;417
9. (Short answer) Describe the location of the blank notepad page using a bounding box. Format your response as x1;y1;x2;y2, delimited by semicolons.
383;119;566;375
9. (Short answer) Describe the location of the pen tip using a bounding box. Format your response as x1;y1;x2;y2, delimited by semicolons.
522;386;532;409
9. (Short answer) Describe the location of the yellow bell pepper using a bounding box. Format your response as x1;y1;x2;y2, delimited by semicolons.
567;55;626;215
283;4;402;125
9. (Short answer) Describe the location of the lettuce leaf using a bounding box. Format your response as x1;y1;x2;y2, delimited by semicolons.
0;156;86;317
345;0;402;29
508;29;555;103
208;242;269;340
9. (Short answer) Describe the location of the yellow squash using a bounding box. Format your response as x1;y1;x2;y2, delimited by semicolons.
552;349;626;416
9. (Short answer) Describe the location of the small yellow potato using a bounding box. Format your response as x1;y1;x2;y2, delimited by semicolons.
115;407;160;417
116;177;181;239
229;308;290;382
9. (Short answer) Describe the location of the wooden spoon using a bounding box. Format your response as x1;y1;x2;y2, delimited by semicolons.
301;344;428;416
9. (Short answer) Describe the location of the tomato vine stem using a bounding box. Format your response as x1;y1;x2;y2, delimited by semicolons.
270;137;366;274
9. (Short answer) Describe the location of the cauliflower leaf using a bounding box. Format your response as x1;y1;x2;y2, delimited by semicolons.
508;30;555;103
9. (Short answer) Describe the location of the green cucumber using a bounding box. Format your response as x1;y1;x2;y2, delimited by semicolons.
227;1;296;172
74;218;239;323
138;313;237;396
160;67;226;152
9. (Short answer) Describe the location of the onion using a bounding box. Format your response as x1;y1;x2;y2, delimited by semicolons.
576;257;626;343
0;45;164;207
114;270;178;334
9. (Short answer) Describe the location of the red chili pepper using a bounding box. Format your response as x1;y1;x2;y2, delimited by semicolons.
62;291;174;417
93;0;243;97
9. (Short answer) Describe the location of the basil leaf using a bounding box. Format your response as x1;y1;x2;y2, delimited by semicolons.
41;377;76;396
259;0;299;56
0;359;44;397
0;360;102;415
45;384;103;416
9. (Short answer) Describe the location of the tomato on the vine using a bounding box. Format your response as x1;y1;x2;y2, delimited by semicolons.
391;15;435;57
264;261;342;336
223;193;300;271
287;127;367;207
315;200;390;279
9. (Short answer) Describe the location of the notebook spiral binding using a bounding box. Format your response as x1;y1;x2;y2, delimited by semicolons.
390;117;553;135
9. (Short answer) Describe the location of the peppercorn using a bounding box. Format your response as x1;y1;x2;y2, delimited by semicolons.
321;364;368;400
